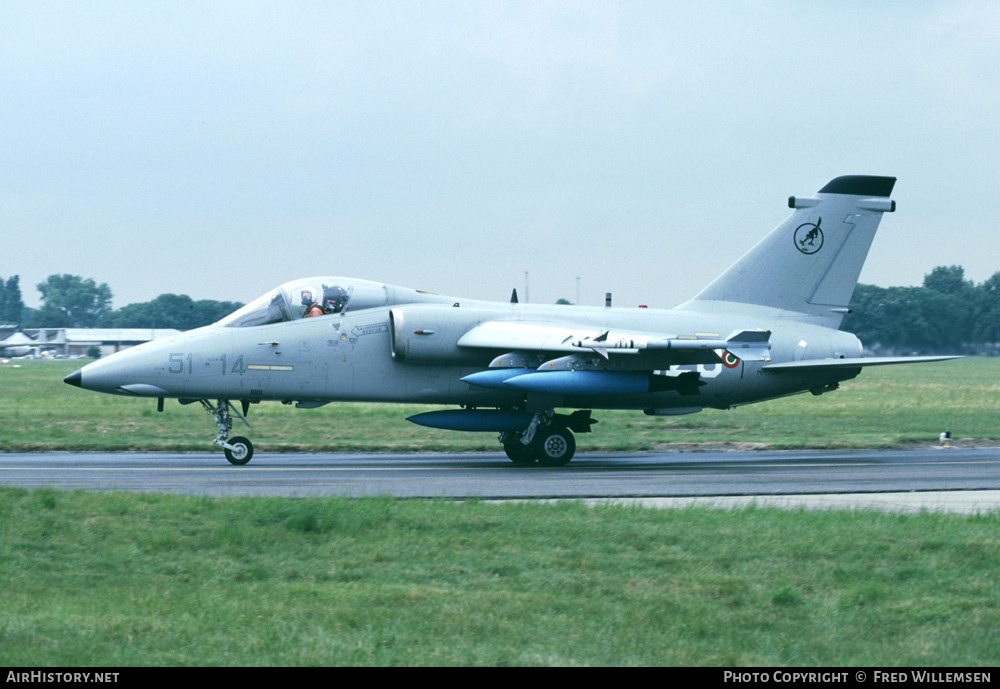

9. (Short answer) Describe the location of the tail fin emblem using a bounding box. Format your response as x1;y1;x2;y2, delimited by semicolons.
794;217;824;255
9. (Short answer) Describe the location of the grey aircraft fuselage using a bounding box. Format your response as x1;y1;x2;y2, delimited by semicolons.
72;293;861;411
64;175;957;465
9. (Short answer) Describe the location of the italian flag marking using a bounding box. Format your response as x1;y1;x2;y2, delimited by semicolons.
722;351;741;369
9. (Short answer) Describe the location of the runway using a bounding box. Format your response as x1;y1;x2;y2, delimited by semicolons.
1;448;998;511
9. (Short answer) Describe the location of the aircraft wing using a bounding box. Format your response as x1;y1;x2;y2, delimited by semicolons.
457;321;771;366
762;356;961;372
456;321;593;354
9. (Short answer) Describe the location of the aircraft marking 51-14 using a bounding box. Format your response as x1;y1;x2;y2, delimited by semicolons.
65;176;957;465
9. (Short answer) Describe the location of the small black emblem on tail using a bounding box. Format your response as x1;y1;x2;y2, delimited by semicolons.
794;217;824;255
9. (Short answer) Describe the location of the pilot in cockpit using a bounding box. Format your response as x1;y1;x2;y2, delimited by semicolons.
323;285;348;314
300;289;324;318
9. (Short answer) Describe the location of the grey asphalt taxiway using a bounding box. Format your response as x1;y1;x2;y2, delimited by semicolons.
1;447;999;512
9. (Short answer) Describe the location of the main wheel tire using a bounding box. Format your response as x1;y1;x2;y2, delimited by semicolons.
503;441;536;464
533;426;576;467
224;436;254;465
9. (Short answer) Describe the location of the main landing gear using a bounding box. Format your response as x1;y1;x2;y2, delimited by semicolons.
200;399;254;465
499;410;594;467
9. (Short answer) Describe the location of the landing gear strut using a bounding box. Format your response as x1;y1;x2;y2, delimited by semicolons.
200;399;254;465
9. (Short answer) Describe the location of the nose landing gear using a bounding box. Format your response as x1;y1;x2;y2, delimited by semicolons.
223;436;254;466
200;399;254;465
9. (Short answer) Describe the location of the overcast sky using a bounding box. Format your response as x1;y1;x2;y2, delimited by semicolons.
3;1;999;311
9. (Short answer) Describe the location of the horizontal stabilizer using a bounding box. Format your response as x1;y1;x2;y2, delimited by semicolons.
762;356;961;372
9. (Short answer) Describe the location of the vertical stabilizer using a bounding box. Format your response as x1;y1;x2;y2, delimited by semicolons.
680;175;896;328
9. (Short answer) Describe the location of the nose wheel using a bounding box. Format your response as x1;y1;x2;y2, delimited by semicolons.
200;399;254;465
224;436;254;465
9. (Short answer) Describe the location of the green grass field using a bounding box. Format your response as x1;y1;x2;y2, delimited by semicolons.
1;358;997;453
1;489;998;666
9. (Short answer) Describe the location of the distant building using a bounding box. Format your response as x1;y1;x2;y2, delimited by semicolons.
0;327;180;358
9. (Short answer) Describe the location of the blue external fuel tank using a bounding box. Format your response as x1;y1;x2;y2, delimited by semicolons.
406;409;534;432
503;371;653;395
462;369;704;397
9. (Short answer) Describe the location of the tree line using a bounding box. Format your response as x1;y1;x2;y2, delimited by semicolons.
3;268;999;352
0;274;243;331
842;266;999;354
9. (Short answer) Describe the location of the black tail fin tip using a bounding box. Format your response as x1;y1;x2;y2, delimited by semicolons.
819;176;896;197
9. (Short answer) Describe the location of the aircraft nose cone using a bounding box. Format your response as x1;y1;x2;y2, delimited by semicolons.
64;369;83;387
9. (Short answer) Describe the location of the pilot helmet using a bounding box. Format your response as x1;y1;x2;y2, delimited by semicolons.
300;289;315;306
323;285;348;313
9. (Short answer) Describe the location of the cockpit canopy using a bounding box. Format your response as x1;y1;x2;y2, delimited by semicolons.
219;278;389;327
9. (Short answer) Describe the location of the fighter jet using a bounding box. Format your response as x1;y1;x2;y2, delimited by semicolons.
64;176;957;465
